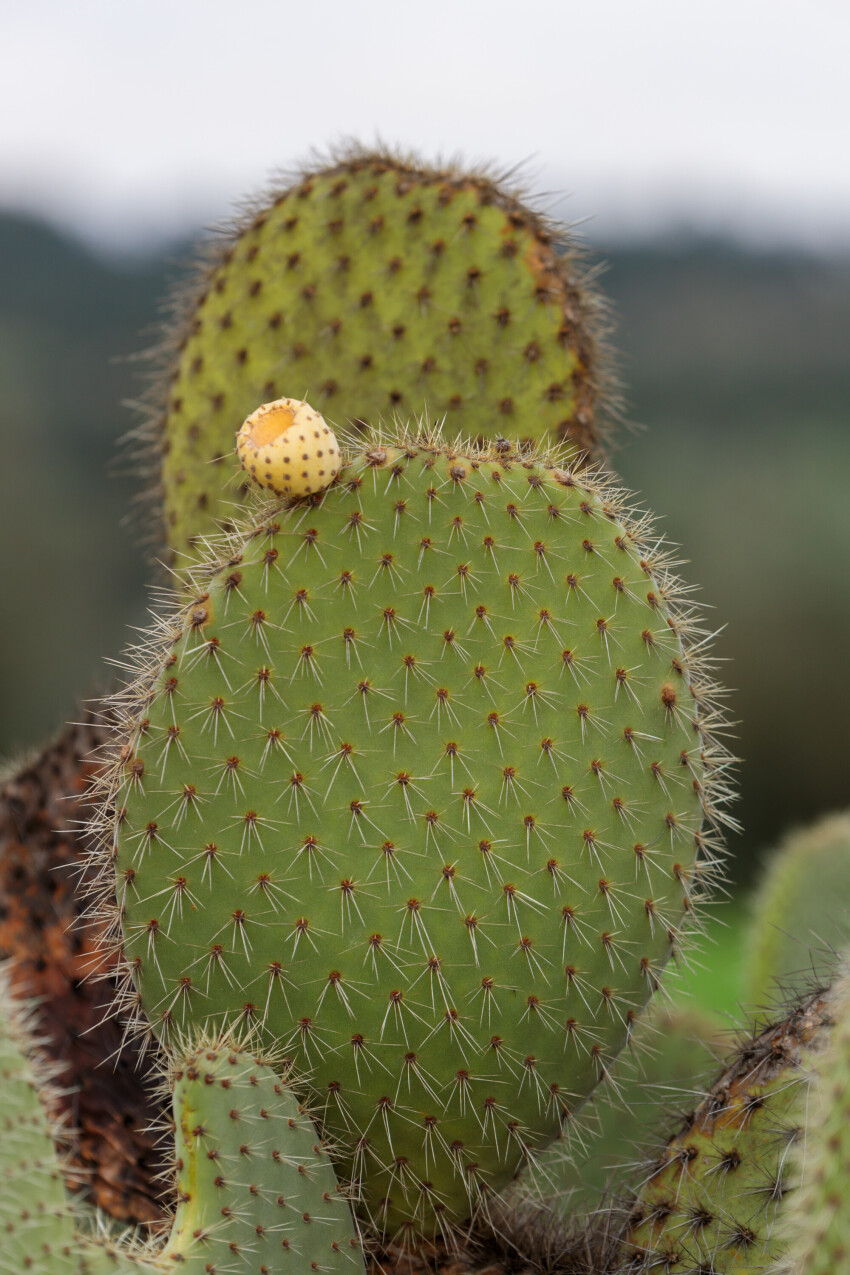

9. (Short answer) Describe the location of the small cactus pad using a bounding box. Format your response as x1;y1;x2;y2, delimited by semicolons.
0;970;80;1275
236;398;342;498
746;811;850;1006
783;963;850;1275
623;984;835;1274
0;988;365;1275
159;1042;365;1275
108;432;724;1236
157;149;612;565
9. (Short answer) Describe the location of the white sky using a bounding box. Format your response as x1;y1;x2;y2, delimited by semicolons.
2;0;849;254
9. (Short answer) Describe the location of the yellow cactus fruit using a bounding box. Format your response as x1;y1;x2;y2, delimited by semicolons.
236;397;341;498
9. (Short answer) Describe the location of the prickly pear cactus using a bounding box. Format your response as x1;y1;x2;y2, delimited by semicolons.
0;143;620;1237
622;982;835;1274
781;962;850;1275
746;811;850;1006
102;422;727;1238
154;148;614;565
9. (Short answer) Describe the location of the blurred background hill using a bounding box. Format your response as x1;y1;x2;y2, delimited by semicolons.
1;209;847;884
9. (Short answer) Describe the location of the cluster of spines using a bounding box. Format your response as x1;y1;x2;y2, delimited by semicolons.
88;425;732;1238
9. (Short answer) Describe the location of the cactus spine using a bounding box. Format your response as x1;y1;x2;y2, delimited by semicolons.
100;419;729;1239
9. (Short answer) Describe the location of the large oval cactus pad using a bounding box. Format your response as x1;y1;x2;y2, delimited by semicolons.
108;434;722;1237
154;149;615;566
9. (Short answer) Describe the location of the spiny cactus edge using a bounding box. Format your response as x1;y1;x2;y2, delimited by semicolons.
622;976;841;1274
781;957;850;1274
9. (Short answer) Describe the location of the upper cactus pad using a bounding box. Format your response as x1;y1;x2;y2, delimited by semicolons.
160;1040;365;1275
105;430;723;1237
155;150;612;565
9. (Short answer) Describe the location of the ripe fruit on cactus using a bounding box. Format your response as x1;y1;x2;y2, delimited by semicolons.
101;418;729;1238
151;146;616;566
236;397;341;498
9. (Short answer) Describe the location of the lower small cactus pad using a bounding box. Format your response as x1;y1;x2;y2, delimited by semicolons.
106;430;724;1236
0;985;365;1275
160;1040;365;1275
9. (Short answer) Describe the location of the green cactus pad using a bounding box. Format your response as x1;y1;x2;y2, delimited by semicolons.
745;811;850;1006
106;431;724;1237
782;963;850;1275
623;985;835;1274
157;1040;365;1275
0;971;81;1275
0;984;364;1275
154;149;614;566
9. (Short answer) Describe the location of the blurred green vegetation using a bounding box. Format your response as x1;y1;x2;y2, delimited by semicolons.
670;900;748;1020
1;213;847;889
